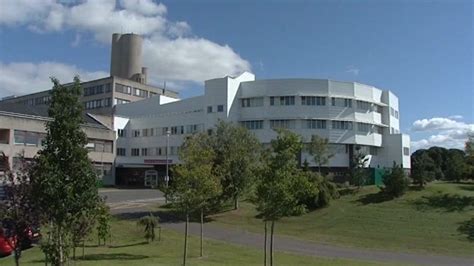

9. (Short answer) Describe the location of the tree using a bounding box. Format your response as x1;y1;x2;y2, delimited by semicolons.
96;199;111;247
172;133;221;265
254;129;312;266
411;152;436;188
349;150;369;189
445;150;468;182
71;211;95;260
137;213;159;243
211;121;261;210
465;134;474;179
307;135;333;173
30;77;100;265
302;171;340;209
382;162;408;198
0;153;39;266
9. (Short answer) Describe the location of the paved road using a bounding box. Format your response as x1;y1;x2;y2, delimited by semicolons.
100;188;165;211
104;189;474;266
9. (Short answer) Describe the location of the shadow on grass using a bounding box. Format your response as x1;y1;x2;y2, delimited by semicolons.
458;185;474;192
458;218;474;241
114;210;215;224
338;187;359;196
109;241;148;248
412;193;474;212
355;191;393;205
79;253;149;261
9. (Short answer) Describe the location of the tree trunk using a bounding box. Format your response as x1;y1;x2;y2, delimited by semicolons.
200;208;204;257
264;221;267;266
234;195;239;210
73;244;76;260
183;212;189;266
14;248;20;266
270;221;275;266
82;240;85;259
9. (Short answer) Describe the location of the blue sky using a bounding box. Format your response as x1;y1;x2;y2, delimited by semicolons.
0;0;472;151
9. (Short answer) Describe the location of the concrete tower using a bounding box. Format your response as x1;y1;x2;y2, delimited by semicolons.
110;33;147;84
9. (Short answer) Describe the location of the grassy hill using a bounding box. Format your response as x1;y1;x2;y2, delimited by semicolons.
210;182;474;256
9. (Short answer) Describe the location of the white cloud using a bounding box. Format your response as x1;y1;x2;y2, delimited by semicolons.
0;61;108;97
412;117;471;132
0;0;251;89
448;115;463;120
410;116;474;151
346;66;359;76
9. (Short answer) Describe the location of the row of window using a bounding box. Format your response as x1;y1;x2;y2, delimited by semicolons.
83;84;111;96
115;83;158;98
241;96;383;113
84;98;112;110
240;119;384;133
118;146;181;157
14;130;113;153
85;139;114;153
207;105;225;113
390;107;399;119
121;124;205;138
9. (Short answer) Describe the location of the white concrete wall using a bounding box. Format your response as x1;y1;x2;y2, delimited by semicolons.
115;74;410;170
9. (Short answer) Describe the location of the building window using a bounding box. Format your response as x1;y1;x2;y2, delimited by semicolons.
331;98;352;108
105;83;111;93
331;97;336;106
301;96;326;106
403;147;410;156
356;100;371;111
207;106;213;113
241;97;264;107
305;119;326;129
344;99;352;108
357;123;371;132
240;120;264;130
370;146;378;155
103;98;112;107
114;98;131;105
118;129;126;137
115;83;132;94
117;148;126;156
217;105;224;112
395;110;399;119
134;88;148;98
131;148;140;156
332;121;353;130
270;120;294;129
270;96;295;106
133;130;140;137
141;148;148;156
14;130;26;145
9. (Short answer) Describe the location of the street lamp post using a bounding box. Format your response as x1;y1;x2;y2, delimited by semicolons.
165;130;170;203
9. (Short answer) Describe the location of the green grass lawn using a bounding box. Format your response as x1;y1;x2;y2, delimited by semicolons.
210;182;474;256
0;218;402;266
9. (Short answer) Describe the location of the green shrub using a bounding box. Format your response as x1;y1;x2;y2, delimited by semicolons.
381;163;408;198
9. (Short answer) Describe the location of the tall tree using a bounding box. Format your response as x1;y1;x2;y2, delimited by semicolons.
212;121;261;210
307;135;333;173
255;129;311;266
411;152;436;188
465;134;474;179
0;153;39;266
349;150;369;189
172;133;221;265
30;77;100;265
382;162;409;198
445;150;468;182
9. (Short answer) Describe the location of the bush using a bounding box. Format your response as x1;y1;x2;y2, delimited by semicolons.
303;172;340;209
381;163;408;198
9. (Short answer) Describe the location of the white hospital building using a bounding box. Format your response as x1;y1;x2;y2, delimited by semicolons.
0;33;410;187
114;72;410;186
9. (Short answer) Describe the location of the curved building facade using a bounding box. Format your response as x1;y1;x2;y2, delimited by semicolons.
114;72;410;186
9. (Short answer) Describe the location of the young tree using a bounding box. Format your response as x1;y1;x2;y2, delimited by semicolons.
96;199;111;247
212;121;261;210
349;151;369;189
307;135;333;173
137;213;159;243
30;77;100;265
0;153;39;266
255;129;311;266
382;162;409;198
465;134;474;179
172;133;221;265
411;152;436;188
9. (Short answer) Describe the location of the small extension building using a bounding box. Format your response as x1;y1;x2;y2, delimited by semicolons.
114;72;411;186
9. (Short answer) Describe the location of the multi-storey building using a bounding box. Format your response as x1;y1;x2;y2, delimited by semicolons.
0;104;116;184
114;72;410;186
0;33;179;128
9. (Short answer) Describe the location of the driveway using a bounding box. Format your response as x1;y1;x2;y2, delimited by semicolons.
99;188;165;211
104;189;474;266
